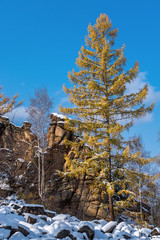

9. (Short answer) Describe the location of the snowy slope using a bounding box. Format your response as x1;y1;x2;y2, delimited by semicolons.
0;195;160;240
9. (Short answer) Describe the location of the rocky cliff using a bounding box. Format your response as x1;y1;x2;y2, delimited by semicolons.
0;114;150;222
0;114;108;220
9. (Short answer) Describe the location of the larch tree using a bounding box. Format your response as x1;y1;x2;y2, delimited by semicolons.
60;14;154;220
27;87;53;200
0;86;23;115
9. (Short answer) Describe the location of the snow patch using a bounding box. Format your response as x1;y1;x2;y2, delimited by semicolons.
52;113;65;119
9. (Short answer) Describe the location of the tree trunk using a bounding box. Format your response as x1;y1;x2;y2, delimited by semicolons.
41;152;45;201
139;180;143;222
109;194;114;221
37;126;42;198
38;152;42;198
107;129;115;221
108;154;114;220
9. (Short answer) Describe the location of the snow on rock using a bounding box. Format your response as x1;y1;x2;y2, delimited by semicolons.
150;228;160;236
9;231;27;240
101;221;117;233
51;113;65;119
52;213;71;221
78;221;94;240
93;229;109;240
112;229;132;239
78;221;94;231
16;158;25;163
141;228;152;237
44;220;72;237
0;180;10;190
45;209;56;218
0;172;11;191
0;228;11;239
0;195;159;240
20;204;46;215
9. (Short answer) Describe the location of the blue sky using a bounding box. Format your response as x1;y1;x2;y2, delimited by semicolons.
0;0;160;156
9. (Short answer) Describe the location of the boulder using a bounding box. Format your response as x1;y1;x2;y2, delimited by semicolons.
56;229;71;239
101;221;117;233
8;225;29;239
17;226;29;237
11;203;21;210
150;227;160;236
27;215;37;224
9;231;27;240
20;204;46;215
45;210;56;218
78;222;94;240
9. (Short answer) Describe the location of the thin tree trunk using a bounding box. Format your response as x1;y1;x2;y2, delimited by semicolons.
108;153;115;221
38;153;41;198
139;180;143;222
42;110;45;200
42;115;45;148
41;152;45;201
37;120;42;199
42;105;46;148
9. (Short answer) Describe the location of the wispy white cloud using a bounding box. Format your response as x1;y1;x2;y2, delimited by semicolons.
126;72;160;124
126;72;160;104
5;106;28;124
135;113;154;124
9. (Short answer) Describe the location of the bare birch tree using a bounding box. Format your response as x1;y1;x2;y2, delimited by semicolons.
27;87;53;199
27;87;53;147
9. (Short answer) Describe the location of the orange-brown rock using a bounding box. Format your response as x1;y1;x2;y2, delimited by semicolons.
0;114;151;222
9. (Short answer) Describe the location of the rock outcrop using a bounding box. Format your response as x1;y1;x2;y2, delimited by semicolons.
44;114;108;220
0;114;107;220
0;116;37;198
0;114;151;222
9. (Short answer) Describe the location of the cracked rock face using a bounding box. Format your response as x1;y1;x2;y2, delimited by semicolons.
47;114;70;147
0;115;151;222
0;114;108;221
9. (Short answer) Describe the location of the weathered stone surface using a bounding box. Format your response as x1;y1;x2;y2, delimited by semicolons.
20;205;46;215
0;148;14;162
18;225;30;236
0;189;13;198
22;121;32;130
39;216;47;221
45;210;56;218
0;114;151;223
8;228;18;238
150;228;160;236
27;215;37;224
8;225;29;238
0;116;9;125
0;118;36;160
78;224;94;240
47;115;70;146
56;229;71;239
101;221;117;233
11;203;21;210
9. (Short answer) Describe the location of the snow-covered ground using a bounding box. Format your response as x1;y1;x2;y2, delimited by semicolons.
0;195;160;240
